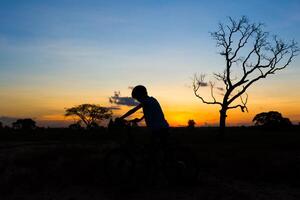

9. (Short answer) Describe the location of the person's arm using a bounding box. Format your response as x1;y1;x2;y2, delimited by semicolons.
119;104;142;120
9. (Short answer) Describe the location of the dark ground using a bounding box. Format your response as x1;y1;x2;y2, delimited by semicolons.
0;126;300;200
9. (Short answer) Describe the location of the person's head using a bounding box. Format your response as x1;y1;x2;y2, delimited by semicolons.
131;85;148;102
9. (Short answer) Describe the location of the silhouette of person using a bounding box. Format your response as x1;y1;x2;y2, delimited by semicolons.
119;85;169;147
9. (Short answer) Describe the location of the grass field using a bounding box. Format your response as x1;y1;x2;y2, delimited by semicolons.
0;126;300;200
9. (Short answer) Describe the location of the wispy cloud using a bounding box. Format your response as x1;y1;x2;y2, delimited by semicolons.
109;91;139;107
216;87;224;91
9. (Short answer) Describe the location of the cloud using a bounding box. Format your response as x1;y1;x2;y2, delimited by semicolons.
216;87;224;91
198;81;208;87
109;91;139;106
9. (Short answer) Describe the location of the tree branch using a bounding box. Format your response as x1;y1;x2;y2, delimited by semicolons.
193;74;222;106
228;93;248;112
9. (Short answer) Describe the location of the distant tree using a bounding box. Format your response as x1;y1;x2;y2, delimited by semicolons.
65;104;112;129
193;16;298;135
12;118;36;130
0;121;2;129
188;120;196;129
253;111;292;127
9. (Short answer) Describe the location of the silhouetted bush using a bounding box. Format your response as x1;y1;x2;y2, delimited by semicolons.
69;122;83;130
12;118;36;130
87;121;101;130
187;119;196;129
253;111;292;127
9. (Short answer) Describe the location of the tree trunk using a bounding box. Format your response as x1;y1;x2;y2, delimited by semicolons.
219;108;227;139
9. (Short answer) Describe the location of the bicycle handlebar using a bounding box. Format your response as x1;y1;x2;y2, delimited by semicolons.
108;118;139;130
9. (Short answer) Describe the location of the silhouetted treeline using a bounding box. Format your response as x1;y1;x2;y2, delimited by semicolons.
0;110;298;142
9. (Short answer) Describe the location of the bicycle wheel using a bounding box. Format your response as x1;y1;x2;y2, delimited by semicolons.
104;148;135;185
163;146;199;185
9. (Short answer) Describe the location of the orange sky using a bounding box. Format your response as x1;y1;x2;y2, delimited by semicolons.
1;75;299;127
0;1;300;127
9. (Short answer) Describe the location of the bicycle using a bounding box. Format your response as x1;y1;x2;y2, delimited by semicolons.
104;119;199;186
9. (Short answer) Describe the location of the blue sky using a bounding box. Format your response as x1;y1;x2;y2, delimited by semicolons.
0;0;300;126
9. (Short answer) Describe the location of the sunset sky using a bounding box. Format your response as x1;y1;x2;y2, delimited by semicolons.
0;0;300;127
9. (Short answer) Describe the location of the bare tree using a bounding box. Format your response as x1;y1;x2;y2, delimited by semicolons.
193;16;298;135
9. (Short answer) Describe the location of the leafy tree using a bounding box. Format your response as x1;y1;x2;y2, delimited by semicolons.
12;118;36;130
193;16;298;135
65;104;112;128
253;111;292;127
